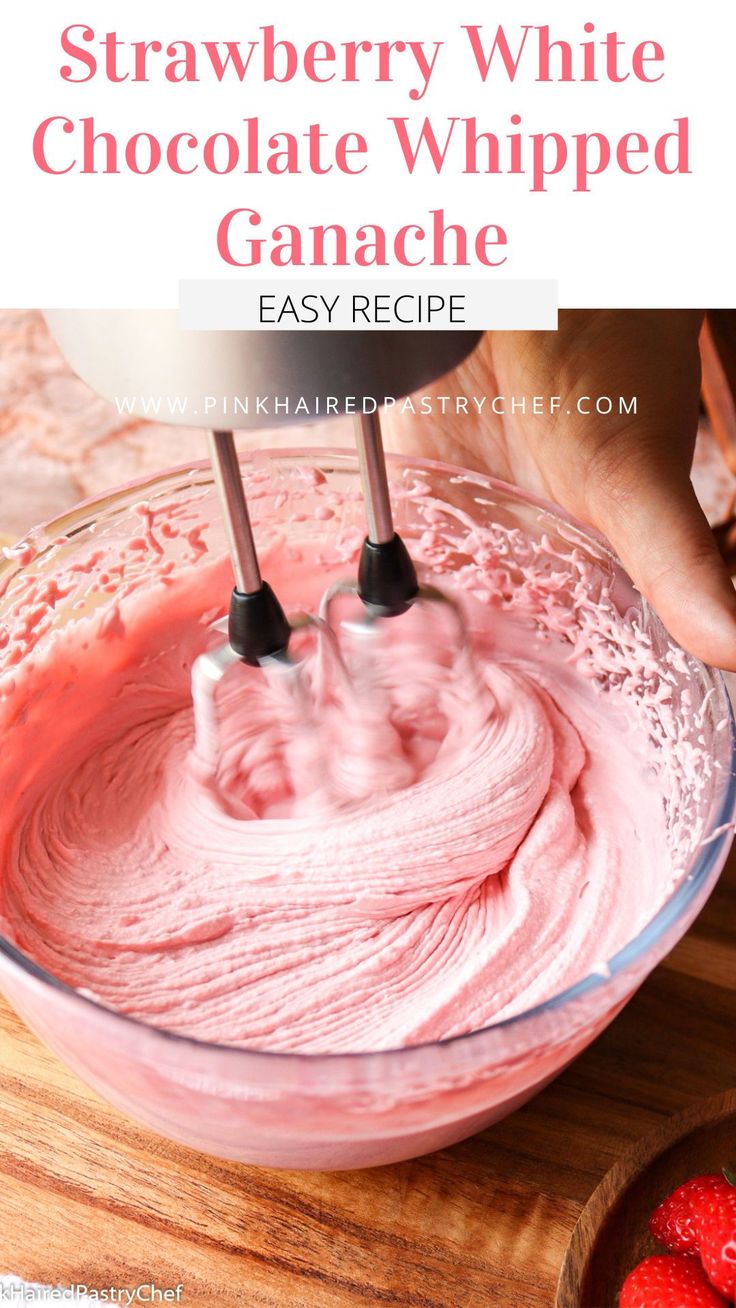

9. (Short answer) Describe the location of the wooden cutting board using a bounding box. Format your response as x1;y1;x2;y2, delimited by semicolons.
0;846;734;1308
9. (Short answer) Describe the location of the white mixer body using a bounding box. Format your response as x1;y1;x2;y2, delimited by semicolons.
44;309;481;430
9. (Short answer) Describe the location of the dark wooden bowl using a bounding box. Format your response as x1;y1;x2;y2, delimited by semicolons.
556;1089;736;1308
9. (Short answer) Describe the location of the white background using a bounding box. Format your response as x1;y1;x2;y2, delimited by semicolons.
0;0;733;307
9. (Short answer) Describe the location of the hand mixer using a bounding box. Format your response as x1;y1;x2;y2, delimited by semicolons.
43;313;482;803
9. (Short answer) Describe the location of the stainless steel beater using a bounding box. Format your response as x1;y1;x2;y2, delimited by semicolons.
184;330;483;798
196;412;421;698
190;428;321;806
203;406;440;681
196;406;472;716
206;428;292;665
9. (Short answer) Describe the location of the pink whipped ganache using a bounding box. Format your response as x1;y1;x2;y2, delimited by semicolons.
0;464;718;1054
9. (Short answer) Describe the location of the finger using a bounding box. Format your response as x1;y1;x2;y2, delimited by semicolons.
587;454;736;671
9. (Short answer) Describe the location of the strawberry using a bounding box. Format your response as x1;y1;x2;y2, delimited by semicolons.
620;1254;728;1307
650;1175;730;1256
693;1171;736;1299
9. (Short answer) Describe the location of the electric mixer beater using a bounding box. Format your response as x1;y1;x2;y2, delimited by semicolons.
42;314;482;803
205;408;423;672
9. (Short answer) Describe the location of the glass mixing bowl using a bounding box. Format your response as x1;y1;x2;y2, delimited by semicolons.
0;451;733;1171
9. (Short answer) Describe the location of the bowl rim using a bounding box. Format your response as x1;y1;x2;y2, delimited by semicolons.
0;447;734;1068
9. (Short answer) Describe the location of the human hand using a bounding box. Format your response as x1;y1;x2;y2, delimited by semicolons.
382;309;736;670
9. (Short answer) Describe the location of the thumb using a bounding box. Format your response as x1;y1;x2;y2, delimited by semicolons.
586;443;736;671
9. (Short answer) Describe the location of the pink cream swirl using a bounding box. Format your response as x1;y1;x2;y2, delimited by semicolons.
0;564;662;1054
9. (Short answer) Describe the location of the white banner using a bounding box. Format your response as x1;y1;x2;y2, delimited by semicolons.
178;278;558;329
0;0;731;307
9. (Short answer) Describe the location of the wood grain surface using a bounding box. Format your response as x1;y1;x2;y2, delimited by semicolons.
0;845;734;1308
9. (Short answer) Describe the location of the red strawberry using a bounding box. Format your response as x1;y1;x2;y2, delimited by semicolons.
620;1254;728;1307
650;1175;730;1256
693;1172;736;1299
